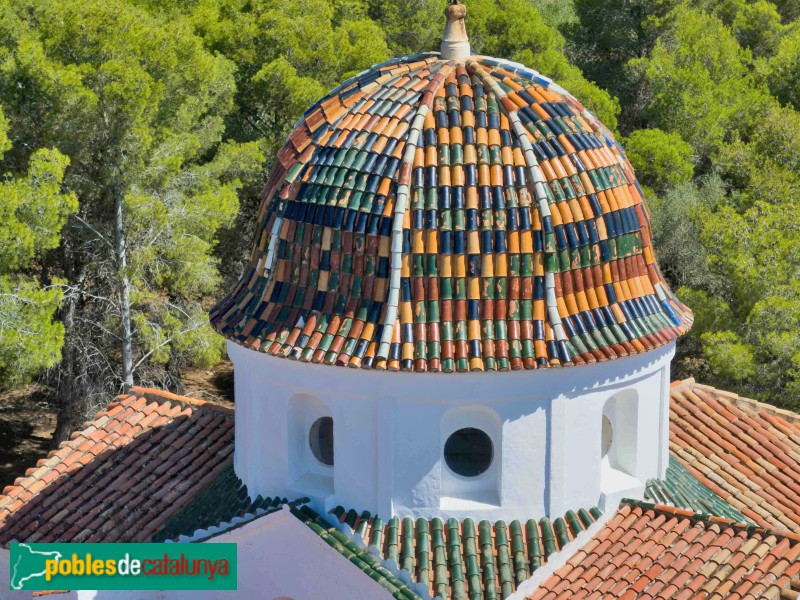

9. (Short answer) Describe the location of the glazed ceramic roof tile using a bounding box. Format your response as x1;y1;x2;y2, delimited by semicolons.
645;455;749;523
670;379;800;532
0;387;234;545
151;463;287;542
291;504;423;600
329;504;603;599
527;500;800;600
210;52;692;372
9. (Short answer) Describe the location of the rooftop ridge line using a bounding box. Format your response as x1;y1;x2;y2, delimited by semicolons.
170;498;311;544
327;504;605;599
669;377;695;390
130;385;234;417
622;498;800;543
324;510;432;599
290;504;423;599
690;382;800;425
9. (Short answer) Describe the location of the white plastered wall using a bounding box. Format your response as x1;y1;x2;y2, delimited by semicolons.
2;509;393;600
229;339;675;522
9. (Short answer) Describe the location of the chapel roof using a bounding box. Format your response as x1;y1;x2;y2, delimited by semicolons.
528;500;800;600
0;387;236;545
669;379;800;532
209;1;692;373
2;379;800;599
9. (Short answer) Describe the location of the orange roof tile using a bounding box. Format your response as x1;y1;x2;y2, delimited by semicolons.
528;501;800;600
670;380;800;532
210;52;692;373
0;387;234;544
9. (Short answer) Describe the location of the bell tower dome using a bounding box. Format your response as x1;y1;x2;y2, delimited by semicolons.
210;0;692;521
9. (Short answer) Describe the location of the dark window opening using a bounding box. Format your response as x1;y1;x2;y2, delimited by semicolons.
444;427;493;477
309;417;334;466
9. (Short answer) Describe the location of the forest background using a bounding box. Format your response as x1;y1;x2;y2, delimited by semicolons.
1;0;799;445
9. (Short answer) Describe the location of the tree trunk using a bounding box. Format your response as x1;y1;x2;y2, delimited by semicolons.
114;188;134;392
53;290;77;445
53;238;78;445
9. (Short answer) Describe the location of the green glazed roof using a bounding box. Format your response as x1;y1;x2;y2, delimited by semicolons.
152;464;288;542
645;454;750;524
327;505;603;599
291;503;423;600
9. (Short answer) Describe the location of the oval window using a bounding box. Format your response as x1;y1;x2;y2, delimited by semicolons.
309;417;334;466
444;427;493;477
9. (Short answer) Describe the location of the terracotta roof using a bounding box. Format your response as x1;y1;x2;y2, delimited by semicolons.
329;504;603;599
645;455;748;523
210;52;692;372
0;387;234;544
528;500;800;600
670;380;800;532
152;463;287;542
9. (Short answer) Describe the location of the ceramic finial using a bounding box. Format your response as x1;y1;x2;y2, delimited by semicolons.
441;0;470;61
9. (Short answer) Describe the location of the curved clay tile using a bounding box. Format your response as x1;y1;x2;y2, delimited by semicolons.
211;52;693;372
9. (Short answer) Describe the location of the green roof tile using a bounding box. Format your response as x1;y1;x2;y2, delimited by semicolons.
152;464;284;543
292;505;423;600
645;455;750;523
327;506;602;599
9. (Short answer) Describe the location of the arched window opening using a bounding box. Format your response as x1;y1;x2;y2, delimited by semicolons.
440;407;501;508
601;390;638;479
288;394;334;497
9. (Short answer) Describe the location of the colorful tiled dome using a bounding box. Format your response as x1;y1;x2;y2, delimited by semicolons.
211;3;692;372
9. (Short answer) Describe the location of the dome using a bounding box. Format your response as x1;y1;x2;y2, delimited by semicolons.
210;2;692;373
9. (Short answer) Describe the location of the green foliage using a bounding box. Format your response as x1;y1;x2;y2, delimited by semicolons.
713;102;800;209
647;176;726;291
0;145;76;387
0;0;265;401
629;8;765;160
749;294;800;407
624;128;694;194
0;278;67;386
0;149;77;272
771;0;800;22
728;0;785;57
365;0;440;55
765;26;800;110
700;331;757;382
530;0;577;30
699;201;800;314
564;0;679;130
0;107;10;158
676;288;735;336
